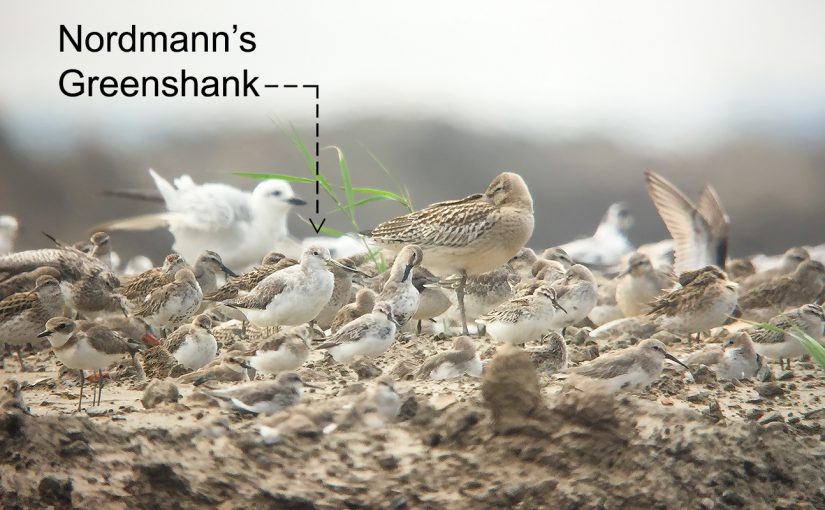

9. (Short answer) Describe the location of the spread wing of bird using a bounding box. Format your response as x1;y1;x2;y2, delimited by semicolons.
645;172;728;274
369;194;499;248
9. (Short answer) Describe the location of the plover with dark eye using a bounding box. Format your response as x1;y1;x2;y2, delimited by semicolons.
224;245;356;328
562;338;689;393
38;317;141;411
368;172;534;334
747;303;825;370
416;336;482;380
648;266;738;345
163;313;217;370
0;275;65;370
317;302;399;364
201;371;319;415
615;252;675;317
376;245;423;327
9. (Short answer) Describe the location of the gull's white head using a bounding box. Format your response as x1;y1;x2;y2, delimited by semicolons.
0;215;18;234
251;180;306;212
602;202;634;233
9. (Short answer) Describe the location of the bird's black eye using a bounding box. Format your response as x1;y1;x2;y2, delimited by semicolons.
270;190;282;197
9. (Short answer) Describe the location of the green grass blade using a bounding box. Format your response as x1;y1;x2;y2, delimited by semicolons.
233;172;316;184
361;144;414;212
329;196;386;214
790;325;825;372
296;214;344;237
326;146;355;223
351;187;410;205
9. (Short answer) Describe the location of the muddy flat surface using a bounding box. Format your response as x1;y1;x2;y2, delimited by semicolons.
3;326;825;509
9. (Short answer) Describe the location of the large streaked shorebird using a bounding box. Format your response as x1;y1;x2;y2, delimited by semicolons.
99;169;306;270
368;172;534;334
38;317;141;411
478;283;566;345
739;260;825;319
645;171;729;274
0;275;65;369
747;303;825;369
558;202;634;267
562;338;688;393
247;325;311;375
376;245;423;326
224;245;352;328
683;331;761;380
648;266;738;344
201;372;318;415
330;288;375;333
416;336;482;379
317;301;399;364
163;314;217;370
615;252;675;317
134;268;203;333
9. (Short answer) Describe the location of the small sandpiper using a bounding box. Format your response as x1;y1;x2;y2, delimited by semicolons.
509;248;539;279
562;338;689;393
410;267;452;334
527;331;568;374
541;247;574;269
192;250;238;296
512;259;566;298
204;252;296;302
134;268;203;333
683;331;761;380
478;283;566;345
377;245;423;326
163;313;217;370
548;264;599;330
0;266;61;301
739;260;825;320
330;288;375;333
416;336;482;379
747;303;825;370
247;325;311;375
740;246;809;291
201;372;319;415
368;172;534;334
317;301;399;364
177;355;251;385
225;245;351;328
443;264;520;332
121;253;188;306
648;266;738;344
0;275;65;370
38;317;141;411
353;377;403;427
615;252;675;317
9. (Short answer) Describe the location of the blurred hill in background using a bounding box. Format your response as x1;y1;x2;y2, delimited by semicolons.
1;116;823;264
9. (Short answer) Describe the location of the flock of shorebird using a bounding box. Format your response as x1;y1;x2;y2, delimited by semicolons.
1;168;825;424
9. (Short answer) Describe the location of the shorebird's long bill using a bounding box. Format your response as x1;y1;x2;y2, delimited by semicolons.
219;263;239;278
37;330;52;338
286;196;307;206
402;264;414;282
303;381;322;389
328;259;371;277
665;353;690;371
239;360;253;369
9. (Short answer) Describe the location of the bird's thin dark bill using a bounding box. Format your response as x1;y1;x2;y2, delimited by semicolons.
303;381;322;389
286;197;307;206
220;263;239;277
328;259;370;277
402;264;414;282
37;330;52;338
665;352;690;370
239;360;253;369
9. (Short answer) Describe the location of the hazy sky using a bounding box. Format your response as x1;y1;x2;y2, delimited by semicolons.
3;0;825;149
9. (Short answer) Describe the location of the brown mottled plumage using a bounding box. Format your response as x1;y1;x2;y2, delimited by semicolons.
740;260;825;315
330;288;375;333
206;256;298;302
0;266;61;300
120;253;187;302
